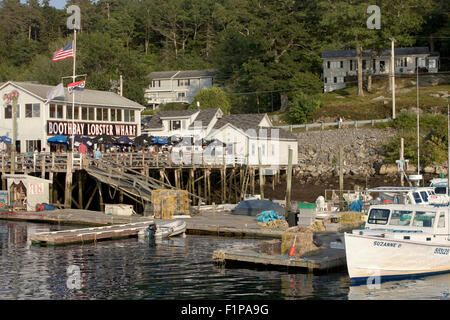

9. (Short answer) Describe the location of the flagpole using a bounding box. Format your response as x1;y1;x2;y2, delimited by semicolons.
71;29;77;153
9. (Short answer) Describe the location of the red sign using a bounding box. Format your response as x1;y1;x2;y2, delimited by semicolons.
47;121;137;137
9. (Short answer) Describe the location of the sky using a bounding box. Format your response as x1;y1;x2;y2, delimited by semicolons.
19;0;68;10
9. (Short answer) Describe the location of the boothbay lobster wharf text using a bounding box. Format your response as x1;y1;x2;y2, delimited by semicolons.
47;121;137;137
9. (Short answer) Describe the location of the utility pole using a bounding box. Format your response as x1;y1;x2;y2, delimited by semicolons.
285;148;293;218
416;64;420;175
3;91;19;174
119;75;123;96
390;37;396;119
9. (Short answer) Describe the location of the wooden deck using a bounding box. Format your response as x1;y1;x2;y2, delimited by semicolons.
29;221;154;246
212;243;346;273
0;209;154;226
0;151;264;173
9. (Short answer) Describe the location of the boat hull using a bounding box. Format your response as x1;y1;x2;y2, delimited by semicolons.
345;233;450;282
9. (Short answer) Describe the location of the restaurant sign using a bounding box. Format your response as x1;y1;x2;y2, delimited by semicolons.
47;121;137;137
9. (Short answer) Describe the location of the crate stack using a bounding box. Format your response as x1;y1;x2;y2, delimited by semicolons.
151;189;190;219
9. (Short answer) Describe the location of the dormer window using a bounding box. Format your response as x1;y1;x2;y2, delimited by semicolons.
171;120;181;130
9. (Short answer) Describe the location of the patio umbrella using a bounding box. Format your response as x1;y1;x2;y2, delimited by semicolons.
69;135;93;147
0;136;12;144
116;136;136;146
151;137;169;145
92;135;117;145
134;134;152;147
47;135;68;144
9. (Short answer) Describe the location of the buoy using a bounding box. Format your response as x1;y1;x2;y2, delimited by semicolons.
289;235;297;257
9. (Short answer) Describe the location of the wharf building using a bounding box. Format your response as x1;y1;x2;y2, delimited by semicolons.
0;81;145;153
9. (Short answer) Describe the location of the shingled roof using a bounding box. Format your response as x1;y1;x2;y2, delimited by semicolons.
1;81;145;109
322;47;430;59
149;69;217;80
144;109;199;130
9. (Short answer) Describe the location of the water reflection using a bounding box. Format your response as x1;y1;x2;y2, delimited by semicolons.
0;221;448;300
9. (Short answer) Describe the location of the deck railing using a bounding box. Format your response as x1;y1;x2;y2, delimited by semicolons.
275;118;392;131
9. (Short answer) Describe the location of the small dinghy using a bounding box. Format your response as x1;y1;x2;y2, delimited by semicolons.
154;220;187;239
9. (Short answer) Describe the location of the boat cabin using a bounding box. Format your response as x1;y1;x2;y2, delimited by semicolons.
366;187;448;205
429;178;449;196
359;204;449;242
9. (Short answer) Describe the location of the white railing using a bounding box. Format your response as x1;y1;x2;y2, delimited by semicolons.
275;118;392;131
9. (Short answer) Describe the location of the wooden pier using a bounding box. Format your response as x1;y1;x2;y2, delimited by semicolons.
0;151;289;210
29;221;154;246
212;244;346;273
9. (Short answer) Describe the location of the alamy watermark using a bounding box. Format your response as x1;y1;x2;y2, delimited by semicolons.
366;5;381;30
66;265;81;290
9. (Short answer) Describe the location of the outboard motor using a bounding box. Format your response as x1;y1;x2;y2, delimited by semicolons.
146;224;157;245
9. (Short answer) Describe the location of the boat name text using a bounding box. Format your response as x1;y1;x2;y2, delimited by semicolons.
434;248;449;255
373;241;399;248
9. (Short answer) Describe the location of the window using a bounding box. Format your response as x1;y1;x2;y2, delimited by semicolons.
5;104;20;119
420;191;429;202
389;210;412;226
26;140;41;152
171;120;181;130
362;60;367;70
350;60;353;71
324;77;327;83
368;208;390;225
412;192;422;204
373;59;376;71
429;59;436;69
103;108;109;121
124;110;129;122
82;107;88;120
74;106;79;120
97;108;103;121
177;79;190;86
412;211;436;228
151;80;160;87
333;77;337;83
88;107;95;120
111;109;116;121
327;61;330;69
438;213;446;229
5;105;12;119
49;104;56;118
435;187;447;195
25;103;40;118
340;61;343;68
66;105;73;119
380;60;386;72
117;109;122;121
56;105;63;119
178;92;185;98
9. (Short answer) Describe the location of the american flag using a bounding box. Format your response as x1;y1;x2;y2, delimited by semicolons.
52;41;74;62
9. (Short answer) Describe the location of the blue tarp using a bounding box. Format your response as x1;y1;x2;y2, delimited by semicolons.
349;200;364;212
232;199;285;216
256;210;285;223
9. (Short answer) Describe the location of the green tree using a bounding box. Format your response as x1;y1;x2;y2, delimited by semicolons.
287;93;323;124
189;87;231;114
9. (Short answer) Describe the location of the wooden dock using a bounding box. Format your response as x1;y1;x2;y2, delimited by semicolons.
29;221;154;246
212;245;346;273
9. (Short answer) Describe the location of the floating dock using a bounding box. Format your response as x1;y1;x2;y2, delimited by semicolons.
29;221;153;246
213;233;347;273
213;246;346;273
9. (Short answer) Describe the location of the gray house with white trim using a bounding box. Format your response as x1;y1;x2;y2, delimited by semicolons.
144;69;217;109
322;47;440;92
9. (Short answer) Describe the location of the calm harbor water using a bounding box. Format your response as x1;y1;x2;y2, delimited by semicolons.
0;220;449;300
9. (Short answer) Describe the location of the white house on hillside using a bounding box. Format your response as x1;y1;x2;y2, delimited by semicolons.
322;47;440;92
144;69;217;109
142;109;298;167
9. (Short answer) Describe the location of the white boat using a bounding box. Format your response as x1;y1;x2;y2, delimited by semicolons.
154;220;187;238
345;204;450;283
365;186;449;206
